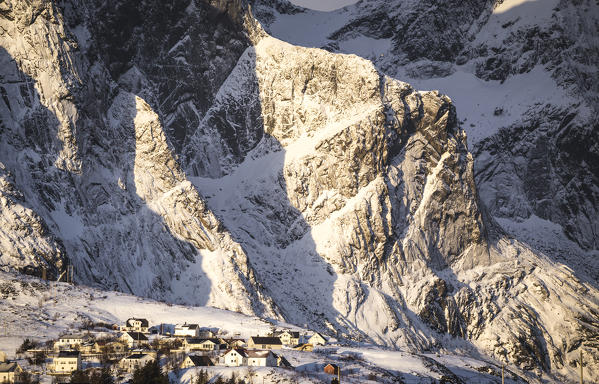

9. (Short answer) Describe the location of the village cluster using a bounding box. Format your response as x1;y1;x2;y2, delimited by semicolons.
0;318;337;383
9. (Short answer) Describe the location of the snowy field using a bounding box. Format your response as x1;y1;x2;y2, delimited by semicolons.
0;271;529;383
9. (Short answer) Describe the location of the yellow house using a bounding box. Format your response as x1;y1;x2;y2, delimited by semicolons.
247;337;282;350
183;338;223;352
0;362;23;383
307;333;327;346
180;355;214;368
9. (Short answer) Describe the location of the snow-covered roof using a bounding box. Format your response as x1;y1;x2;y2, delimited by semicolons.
126;318;149;327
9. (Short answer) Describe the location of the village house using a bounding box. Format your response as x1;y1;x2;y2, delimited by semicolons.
174;323;200;337
307;332;327;346
0;361;23;383
246;350;278;367
247;336;282;350
119;332;149;349
275;330;300;346
183;338;224;353
92;339;127;354
119;353;154;373
223;338;246;349
123;318;149;333
79;340;101;354
324;363;340;375
53;334;89;350
51;350;81;373
222;349;247;367
180;355;214;369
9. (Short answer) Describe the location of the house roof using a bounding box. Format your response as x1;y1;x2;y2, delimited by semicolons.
278;355;293;368
123;353;150;360
126;318;149;327
224;348;247;358
57;351;80;358
325;363;339;369
176;323;199;329
124;332;148;341
276;330;300;338
246;350;272;358
185;338;220;345
309;332;327;340
186;356;214;366
249;336;282;345
0;362;18;373
59;333;85;340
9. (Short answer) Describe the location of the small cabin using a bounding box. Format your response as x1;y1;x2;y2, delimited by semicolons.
324;363;339;375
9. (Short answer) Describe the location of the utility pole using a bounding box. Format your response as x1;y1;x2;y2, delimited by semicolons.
580;347;583;384
502;363;505;384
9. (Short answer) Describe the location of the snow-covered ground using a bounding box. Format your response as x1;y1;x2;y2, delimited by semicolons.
400;65;578;145
0;271;527;383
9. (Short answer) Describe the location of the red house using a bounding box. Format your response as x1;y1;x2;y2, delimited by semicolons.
324;363;339;375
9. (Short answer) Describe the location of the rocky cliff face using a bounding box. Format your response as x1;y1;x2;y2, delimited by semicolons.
0;0;598;383
254;0;599;258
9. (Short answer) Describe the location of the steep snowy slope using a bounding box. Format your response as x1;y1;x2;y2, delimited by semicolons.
0;0;597;383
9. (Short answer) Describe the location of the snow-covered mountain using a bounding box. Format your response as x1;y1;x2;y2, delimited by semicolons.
0;0;597;383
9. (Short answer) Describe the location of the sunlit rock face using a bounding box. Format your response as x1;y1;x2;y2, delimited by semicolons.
0;1;598;382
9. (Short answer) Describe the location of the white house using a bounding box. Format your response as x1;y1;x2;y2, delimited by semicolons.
123;318;149;333
222;349;247;367
0;362;23;383
119;353;154;373
275;331;300;346
51;350;81;373
247;350;278;367
174;323;200;337
120;332;149;348
53;334;89;350
307;332;327;346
